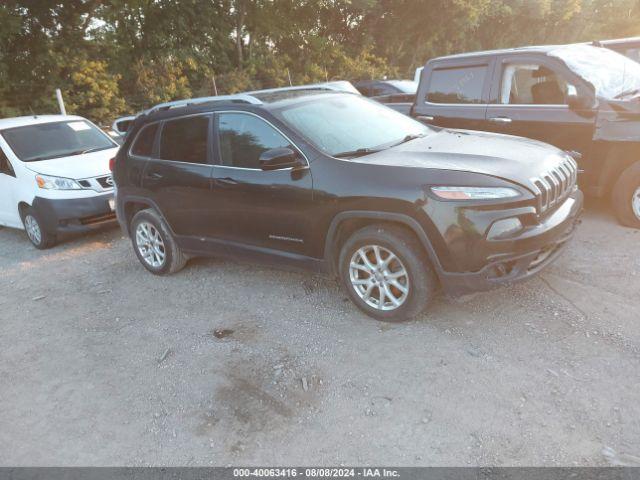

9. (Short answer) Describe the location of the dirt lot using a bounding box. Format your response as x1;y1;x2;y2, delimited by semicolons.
1;200;639;466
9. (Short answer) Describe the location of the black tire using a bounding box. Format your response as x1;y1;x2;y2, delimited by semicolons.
130;208;187;275
611;161;640;229
338;224;437;322
21;207;57;249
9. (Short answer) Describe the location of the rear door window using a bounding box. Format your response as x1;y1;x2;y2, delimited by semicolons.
426;65;488;104
131;123;159;157
159;115;210;164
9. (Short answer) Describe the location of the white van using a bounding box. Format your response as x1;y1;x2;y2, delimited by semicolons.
0;115;120;248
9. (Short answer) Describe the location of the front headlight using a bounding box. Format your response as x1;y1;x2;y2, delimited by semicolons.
35;174;82;190
431;186;521;200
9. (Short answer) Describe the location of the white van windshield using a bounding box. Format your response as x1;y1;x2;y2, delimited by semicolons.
1;120;116;162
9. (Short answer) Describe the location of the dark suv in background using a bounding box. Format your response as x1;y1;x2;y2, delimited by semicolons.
412;43;640;227
114;88;582;321
354;79;417;114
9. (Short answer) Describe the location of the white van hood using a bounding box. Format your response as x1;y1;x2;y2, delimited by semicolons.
23;147;119;179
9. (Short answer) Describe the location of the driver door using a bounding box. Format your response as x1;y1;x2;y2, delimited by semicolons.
209;111;314;256
483;55;595;155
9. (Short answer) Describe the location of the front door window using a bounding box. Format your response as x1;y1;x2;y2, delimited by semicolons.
500;63;575;105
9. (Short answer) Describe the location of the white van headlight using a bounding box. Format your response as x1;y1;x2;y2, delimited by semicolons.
35;174;82;190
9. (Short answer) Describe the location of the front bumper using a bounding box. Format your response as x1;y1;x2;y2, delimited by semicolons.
438;190;583;296
32;193;117;235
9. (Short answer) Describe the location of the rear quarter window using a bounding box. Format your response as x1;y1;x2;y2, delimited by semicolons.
426;65;488;104
131;123;159;157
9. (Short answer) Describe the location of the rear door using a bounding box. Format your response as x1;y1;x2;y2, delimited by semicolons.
413;57;493;131
141;113;216;238
482;54;595;155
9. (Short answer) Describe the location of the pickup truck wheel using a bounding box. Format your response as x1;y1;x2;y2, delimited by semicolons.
21;207;57;249
611;161;640;228
130;209;187;275
339;224;436;322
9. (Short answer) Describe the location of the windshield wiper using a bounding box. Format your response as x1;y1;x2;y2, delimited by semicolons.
390;133;426;147
333;147;382;158
615;88;640;99
333;134;426;159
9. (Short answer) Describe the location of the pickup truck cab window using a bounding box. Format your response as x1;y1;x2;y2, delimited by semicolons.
218;112;293;169
426;65;488;104
159;115;210;164
500;63;575;105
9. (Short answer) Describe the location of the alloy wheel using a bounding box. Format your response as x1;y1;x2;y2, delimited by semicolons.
24;215;42;245
349;245;410;311
135;221;166;268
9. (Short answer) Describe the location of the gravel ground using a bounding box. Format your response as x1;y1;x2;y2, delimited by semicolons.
0;200;639;467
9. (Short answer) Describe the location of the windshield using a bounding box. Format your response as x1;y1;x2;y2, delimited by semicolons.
550;44;640;99
273;94;431;157
1;120;116;162
387;80;418;94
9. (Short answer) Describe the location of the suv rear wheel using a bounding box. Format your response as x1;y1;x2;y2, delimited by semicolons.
130;208;187;275
338;224;436;321
612;161;640;228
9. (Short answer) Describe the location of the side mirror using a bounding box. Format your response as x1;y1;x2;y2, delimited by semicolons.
259;148;303;171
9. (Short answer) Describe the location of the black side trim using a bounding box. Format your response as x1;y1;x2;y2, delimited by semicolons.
178;235;326;274
323;210;444;276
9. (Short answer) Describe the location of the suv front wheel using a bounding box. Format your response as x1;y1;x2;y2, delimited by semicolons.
130;208;187;275
612;161;640;229
338;224;437;321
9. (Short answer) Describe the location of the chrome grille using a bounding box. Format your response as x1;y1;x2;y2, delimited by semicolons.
532;157;578;214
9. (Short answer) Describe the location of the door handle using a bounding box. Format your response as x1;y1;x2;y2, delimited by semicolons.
417;115;434;122
489;117;512;123
145;172;164;180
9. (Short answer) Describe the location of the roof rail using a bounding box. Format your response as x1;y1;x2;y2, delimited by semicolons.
143;81;359;115
145;93;262;115
248;81;360;96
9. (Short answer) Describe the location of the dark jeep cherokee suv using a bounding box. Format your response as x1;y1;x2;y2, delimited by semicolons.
113;88;583;321
412;43;640;228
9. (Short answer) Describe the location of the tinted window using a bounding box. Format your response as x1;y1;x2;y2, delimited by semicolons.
1;120;116;162
159;115;209;164
218;113;292;169
131;123;158;156
426;65;487;104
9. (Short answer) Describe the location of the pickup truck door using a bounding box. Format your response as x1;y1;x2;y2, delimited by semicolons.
412;57;493;131
482;54;595;157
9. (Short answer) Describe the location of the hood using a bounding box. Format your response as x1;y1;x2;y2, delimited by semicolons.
356;129;570;192
594;98;640;142
23;147;119;179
